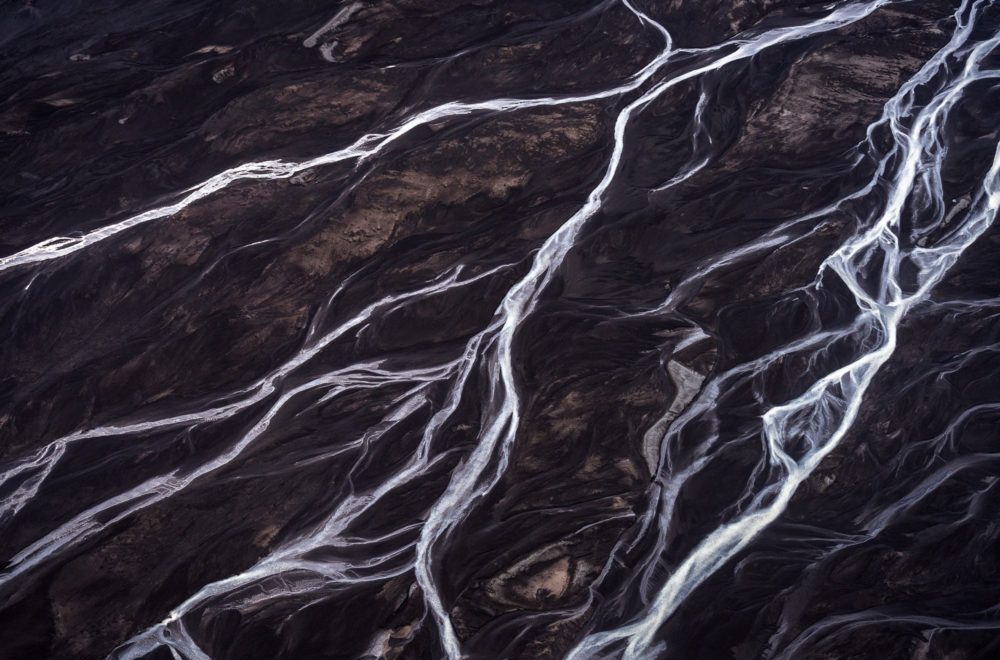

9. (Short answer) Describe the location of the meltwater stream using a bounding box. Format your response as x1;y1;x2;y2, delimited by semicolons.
571;1;1000;656
2;0;1000;658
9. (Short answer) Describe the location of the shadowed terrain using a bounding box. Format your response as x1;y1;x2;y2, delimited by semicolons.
2;0;1000;658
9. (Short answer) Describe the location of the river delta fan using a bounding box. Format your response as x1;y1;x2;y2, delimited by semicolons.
1;0;999;659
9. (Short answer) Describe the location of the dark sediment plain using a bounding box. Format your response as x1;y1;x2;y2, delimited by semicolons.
2;0;1000;658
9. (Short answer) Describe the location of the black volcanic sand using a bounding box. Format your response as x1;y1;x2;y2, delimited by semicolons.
2;1;1000;659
